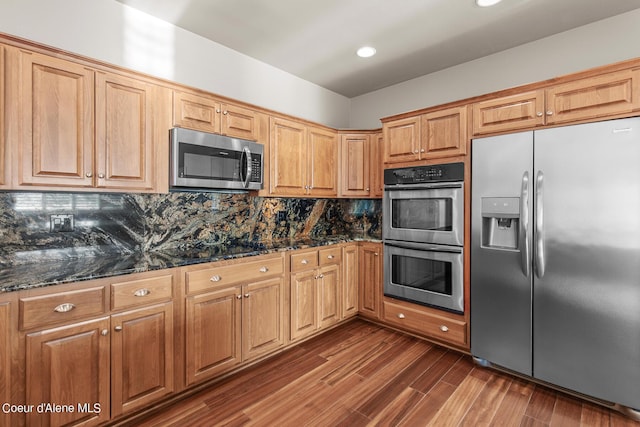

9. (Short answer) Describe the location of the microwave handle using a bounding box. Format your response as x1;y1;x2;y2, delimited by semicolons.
241;147;252;189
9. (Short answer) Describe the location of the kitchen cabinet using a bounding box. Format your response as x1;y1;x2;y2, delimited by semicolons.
11;48;168;192
184;253;285;386
472;68;640;135
383;106;466;165
173;90;263;142
382;298;467;348
269;117;338;197
0;301;13;427
0;44;8;188
339;131;383;198
341;244;359;318
19;270;176;426
290;246;342;341
358;242;382;320
25;317;111;427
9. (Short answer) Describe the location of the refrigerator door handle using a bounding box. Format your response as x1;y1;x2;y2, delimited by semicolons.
519;171;530;277
535;170;546;278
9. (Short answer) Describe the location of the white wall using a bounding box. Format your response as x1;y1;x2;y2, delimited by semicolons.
0;0;351;129
349;8;640;129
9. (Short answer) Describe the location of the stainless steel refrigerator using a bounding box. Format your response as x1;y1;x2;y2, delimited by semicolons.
471;117;640;413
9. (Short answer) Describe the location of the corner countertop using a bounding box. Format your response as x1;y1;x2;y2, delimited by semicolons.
0;236;381;293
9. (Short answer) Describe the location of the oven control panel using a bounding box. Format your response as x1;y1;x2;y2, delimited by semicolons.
384;162;464;185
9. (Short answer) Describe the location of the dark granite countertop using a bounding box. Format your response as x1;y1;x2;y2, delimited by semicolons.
0;236;381;293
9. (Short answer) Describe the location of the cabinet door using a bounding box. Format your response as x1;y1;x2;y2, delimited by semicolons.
290;269;318;341
185;287;241;386
95;72;155;191
318;264;340;328
242;277;285;361
111;303;174;417
26;317;110;427
359;243;382;319
173;91;220;133
342;245;359;318
0;45;6;188
221;103;259;141
270;117;307;196
422;106;467;159
472;90;545;135
383;116;420;164
546;69;640;125
0;302;11;427
17;50;94;188
370;133;384;198
308;126;338;197
340;134;370;197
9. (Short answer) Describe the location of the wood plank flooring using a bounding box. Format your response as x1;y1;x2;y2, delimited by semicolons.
132;319;639;427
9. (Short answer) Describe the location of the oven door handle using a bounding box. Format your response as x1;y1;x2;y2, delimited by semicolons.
384;183;463;191
384;241;462;254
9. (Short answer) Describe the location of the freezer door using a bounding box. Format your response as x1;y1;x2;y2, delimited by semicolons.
533;117;640;409
471;131;534;375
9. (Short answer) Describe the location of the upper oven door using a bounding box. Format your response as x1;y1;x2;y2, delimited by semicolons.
383;183;464;246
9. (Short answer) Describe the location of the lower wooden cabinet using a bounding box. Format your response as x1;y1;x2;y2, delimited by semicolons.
25;317;111;427
0;301;11;427
358;242;383;320
110;303;174;417
342;244;359;318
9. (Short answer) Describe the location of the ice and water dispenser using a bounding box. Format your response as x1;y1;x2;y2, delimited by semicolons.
481;197;520;250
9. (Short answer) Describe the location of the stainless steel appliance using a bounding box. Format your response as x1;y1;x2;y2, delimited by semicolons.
471;117;640;415
383;163;465;313
170;127;264;191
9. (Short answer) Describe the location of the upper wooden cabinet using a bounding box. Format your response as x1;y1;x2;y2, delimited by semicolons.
173;91;262;142
269;117;338;197
0;45;7;189
383;106;467;165
11;49;167;192
473;69;640;135
339;131;383;198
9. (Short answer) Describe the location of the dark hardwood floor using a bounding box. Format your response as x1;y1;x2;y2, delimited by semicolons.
133;319;639;427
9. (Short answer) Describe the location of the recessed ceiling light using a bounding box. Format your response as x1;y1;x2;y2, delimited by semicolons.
476;0;503;6
357;46;376;58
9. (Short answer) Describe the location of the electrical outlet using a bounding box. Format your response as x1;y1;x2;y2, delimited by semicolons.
50;214;74;232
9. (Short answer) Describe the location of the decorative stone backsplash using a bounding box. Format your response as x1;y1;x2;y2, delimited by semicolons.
0;192;381;266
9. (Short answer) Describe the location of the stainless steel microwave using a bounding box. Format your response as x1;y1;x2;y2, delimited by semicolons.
170;127;264;191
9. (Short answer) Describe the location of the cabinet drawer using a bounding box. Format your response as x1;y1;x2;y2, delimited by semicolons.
111;274;174;310
318;247;342;265
20;287;106;330
186;256;284;295
290;251;319;272
383;300;467;347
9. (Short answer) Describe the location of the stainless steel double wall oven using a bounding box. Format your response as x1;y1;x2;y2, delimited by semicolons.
383;162;465;313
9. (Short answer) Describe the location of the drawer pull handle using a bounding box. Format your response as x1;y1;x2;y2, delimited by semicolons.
133;288;151;297
53;303;75;313
440;325;449;332
397;313;406;319
301;259;309;265
327;255;334;259
259;266;269;273
210;275;222;282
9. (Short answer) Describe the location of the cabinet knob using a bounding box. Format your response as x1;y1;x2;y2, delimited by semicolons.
546;110;553;116
414;150;419;154
420;149;425;153
301;259;309;265
98;173;105;179
53;303;75;313
259;266;269;273
244;293;250;298
536;112;543;117
319;274;324;278
374;253;379;256
397;313;406;319
133;288;151;297
86;172;93;178
236;294;242;300
366;188;370;191
440;325;449;332
216;108;221;113
114;326;123;332
101;329;109;336
210;275;222;282
223;110;228;115
327;255;334;259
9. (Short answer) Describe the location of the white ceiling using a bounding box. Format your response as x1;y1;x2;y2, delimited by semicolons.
115;0;640;98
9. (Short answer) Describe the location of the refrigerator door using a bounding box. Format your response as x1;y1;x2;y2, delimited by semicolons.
471;131;534;375
533;117;640;409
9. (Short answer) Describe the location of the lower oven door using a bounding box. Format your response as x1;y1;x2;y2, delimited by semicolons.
384;240;464;314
